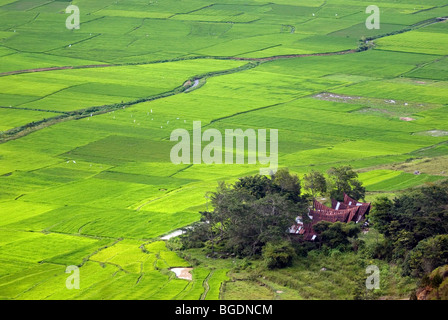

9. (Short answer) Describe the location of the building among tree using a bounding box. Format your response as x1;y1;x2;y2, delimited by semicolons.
290;193;371;241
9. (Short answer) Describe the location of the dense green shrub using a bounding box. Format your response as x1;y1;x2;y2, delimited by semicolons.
262;241;296;270
313;221;361;250
371;181;448;262
403;234;448;277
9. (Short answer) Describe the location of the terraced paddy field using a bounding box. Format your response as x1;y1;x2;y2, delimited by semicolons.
0;0;447;300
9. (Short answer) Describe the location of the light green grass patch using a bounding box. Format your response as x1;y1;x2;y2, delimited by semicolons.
365;172;445;191
375;31;448;56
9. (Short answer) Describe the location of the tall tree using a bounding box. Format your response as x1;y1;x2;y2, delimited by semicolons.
327;165;366;201
303;170;327;200
370;196;394;237
271;167;302;203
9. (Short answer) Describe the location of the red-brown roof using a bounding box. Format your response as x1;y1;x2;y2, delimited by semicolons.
291;195;371;241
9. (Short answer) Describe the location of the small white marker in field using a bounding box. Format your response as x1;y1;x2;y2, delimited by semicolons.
312;13;315;16
73;160;76;164
69;44;72;48
167;121;169;124
151;109;153;113
161;126;163;129
134;120;136;123
184;120;186;123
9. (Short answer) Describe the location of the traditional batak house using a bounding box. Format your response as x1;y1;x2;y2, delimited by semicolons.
290;193;371;241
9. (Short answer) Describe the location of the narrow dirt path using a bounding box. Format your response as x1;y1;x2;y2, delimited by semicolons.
200;270;214;300
0;49;355;77
0;64;113;76
231;49;357;62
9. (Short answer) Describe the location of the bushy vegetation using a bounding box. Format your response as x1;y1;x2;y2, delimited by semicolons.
370;181;448;262
181;168;307;257
313;221;362;250
368;181;448;297
262;241;296;270
404;235;448;278
182;166;367;260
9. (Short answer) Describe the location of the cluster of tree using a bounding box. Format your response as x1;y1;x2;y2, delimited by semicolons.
303;165;366;202
369;181;448;277
181;168;307;259
180;166;367;268
404;235;448;278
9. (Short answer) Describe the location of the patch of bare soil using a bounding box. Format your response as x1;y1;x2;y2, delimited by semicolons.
314;92;361;102
420;130;448;137
171;267;193;281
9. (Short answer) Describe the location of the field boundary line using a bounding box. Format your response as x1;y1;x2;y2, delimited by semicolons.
200;269;214;300
89;259;131;274
411;4;448;15
202;97;302;129
0;48;358;78
168;3;215;19
2;15;446;144
169;164;194;178
0;105;65;114
25;1;53;12
13;83;84;109
135;186;187;211
3;12;40;34
44;33;102;54
399;55;447;78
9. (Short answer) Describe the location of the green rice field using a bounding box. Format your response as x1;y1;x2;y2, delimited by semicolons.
0;0;447;300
